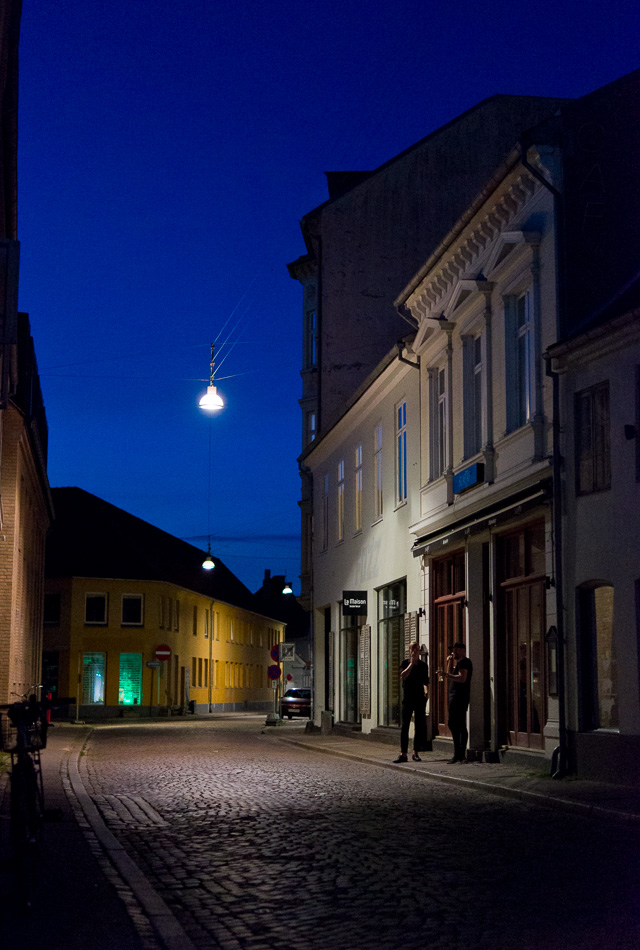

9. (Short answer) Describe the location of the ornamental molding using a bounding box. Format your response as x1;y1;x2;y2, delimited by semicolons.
406;171;539;323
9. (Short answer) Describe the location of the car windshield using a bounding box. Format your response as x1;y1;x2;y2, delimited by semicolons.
283;689;309;698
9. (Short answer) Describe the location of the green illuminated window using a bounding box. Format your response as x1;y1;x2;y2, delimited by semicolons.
82;652;105;704
118;653;142;705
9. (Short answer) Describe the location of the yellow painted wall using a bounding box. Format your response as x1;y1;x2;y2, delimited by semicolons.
43;576;284;714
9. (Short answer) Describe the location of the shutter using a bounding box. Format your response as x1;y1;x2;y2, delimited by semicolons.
404;612;418;656
328;629;334;712
358;624;371;719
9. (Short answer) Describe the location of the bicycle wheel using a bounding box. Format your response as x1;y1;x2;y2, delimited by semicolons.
10;755;43;910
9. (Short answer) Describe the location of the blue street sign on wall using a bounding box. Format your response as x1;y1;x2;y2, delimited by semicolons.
453;462;485;495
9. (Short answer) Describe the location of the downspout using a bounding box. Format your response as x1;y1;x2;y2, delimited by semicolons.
520;137;568;778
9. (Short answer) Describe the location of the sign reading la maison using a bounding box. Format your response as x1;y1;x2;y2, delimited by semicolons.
343;591;367;616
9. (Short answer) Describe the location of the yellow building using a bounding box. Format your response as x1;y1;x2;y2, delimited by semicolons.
43;488;284;718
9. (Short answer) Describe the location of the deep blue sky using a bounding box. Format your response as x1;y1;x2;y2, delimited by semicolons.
17;0;639;593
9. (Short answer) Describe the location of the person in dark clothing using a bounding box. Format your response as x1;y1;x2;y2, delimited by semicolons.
393;641;429;763
445;641;473;763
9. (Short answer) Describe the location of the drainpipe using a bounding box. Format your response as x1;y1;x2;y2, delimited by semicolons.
520;137;568;777
545;355;568;778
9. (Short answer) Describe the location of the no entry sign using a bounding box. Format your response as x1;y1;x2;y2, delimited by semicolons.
155;644;172;662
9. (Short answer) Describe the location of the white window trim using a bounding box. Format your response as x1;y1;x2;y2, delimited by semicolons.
395;400;408;506
373;422;383;522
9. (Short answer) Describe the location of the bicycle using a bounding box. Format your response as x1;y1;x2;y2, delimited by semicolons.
0;689;48;910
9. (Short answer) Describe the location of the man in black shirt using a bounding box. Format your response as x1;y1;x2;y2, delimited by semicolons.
394;641;429;763
445;641;473;763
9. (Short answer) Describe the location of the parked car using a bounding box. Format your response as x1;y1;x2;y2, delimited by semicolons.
280;687;311;719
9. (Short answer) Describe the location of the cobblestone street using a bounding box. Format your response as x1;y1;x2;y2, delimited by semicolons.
73;719;639;950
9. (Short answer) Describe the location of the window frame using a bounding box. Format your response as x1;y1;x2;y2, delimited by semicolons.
121;594;144;627
505;289;534;432
374;423;383;521
396;400;407;505
337;459;345;542
85;592;108;626
575;380;611;495
354;443;363;532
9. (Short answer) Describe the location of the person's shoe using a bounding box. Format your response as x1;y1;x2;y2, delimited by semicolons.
447;756;459;764
393;754;408;763
412;753;422;762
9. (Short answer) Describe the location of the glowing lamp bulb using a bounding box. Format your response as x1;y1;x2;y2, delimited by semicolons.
202;552;215;571
199;385;224;411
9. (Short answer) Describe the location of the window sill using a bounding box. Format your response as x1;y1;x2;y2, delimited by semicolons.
370;516;383;527
394;499;408;512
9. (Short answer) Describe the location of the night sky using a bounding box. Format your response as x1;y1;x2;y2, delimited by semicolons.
17;0;639;593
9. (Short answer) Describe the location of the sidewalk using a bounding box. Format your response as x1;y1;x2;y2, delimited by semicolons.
0;724;154;950
272;725;640;823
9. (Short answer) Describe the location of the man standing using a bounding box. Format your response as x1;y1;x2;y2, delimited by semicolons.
393;641;429;763
445;641;473;763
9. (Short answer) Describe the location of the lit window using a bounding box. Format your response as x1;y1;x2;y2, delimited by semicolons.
118;653;142;705
82;653;105;704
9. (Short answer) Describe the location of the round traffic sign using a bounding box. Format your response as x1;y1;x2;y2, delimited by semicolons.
155;644;172;662
270;645;280;661
267;664;281;680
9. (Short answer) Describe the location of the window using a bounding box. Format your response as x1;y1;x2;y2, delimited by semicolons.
576;381;610;494
192;605;198;636
579;584;618;730
85;593;107;625
44;592;61;625
463;334;483;457
174;600;180;631
337;460;345;541
321;474;329;551
354;444;363;532
374;424;383;519
305;410;316;444
429;367;447;480
82;652;105;704
303;309;317;369
396;400;407;503
118;653;142;705
205;611;209;639
121;594;143;626
505;290;533;431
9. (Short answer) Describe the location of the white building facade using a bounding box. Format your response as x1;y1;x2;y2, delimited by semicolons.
301;344;423;733
397;153;562;764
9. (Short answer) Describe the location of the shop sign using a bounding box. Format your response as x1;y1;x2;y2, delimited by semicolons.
453;462;484;495
342;591;367;616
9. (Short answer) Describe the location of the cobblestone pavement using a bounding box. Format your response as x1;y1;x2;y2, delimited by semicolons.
78;720;639;950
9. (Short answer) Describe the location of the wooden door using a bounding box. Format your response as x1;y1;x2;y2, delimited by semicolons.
502;580;546;749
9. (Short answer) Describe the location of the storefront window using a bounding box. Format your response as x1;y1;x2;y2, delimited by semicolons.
82;652;105;704
118;653;142;705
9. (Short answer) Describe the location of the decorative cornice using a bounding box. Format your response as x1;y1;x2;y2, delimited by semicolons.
405;171;538;321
